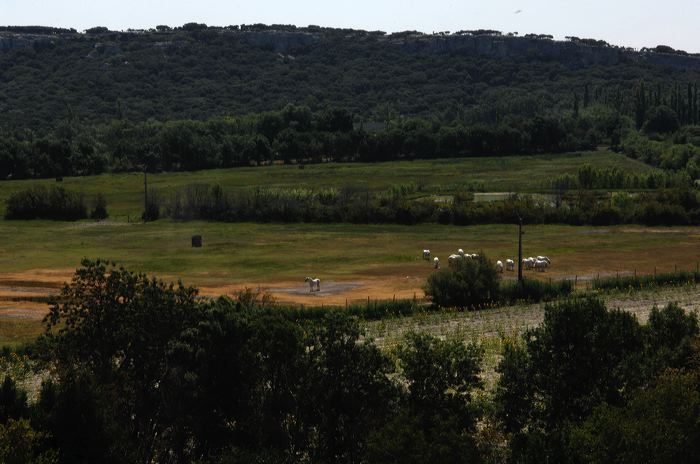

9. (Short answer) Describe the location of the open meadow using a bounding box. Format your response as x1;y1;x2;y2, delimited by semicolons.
0;220;699;347
0;150;655;217
0;150;691;347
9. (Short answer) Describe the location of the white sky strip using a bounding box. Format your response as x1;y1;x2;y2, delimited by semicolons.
0;0;697;52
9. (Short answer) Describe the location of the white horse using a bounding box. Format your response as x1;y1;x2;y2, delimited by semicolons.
496;260;504;273
457;248;465;257
537;256;551;265
423;249;431;260
433;257;440;269
506;259;515;271
304;276;321;292
522;257;536;270
448;254;463;267
534;259;548;272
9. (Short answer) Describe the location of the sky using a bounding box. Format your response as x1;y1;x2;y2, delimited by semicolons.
0;0;697;52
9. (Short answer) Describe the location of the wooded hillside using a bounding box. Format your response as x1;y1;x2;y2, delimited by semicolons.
1;24;700;128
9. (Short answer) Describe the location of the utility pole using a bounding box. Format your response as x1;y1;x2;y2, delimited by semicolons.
516;212;523;283
143;165;148;222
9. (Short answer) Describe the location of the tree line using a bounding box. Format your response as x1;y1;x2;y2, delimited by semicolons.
1;260;699;463
1;95;700;182
0;106;590;180
145;183;700;226
6;181;700;226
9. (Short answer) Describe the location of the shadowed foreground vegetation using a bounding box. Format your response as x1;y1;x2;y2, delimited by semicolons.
1;260;699;463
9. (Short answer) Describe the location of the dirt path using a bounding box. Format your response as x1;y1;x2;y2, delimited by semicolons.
0;269;427;319
200;276;424;306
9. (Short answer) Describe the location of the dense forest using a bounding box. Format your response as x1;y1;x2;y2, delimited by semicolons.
1;24;700;183
1;23;700;130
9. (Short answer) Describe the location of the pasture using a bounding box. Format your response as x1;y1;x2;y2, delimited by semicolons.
1;220;700;348
0;151;655;217
0;150;688;348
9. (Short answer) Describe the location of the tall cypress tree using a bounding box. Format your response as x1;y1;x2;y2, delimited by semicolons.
634;80;648;129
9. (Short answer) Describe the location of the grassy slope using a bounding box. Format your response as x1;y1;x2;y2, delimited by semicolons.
0;151;655;217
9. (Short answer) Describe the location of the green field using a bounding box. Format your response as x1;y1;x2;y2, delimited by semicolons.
0;221;697;285
0;220;698;349
0;151;681;349
0;151;655;218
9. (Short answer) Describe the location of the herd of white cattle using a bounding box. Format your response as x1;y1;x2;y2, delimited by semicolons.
422;249;551;273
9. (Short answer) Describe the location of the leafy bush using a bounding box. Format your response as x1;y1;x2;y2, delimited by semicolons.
495;297;700;463
5;186;86;220
424;254;501;309
90;193;108;220
142;189;161;222
501;278;574;304
643;105;680;134
572;370;700;463
0;418;58;464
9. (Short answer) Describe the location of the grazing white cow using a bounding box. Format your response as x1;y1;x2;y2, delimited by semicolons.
304;276;321;292
433;257;440;269
506;259;515;271
457;249;465;257
496;260;504;273
448;254;463;267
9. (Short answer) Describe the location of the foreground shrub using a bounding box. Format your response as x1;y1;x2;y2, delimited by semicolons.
424;254;500;309
572;370;700;464
495;297;699;463
501;278;574;304
592;270;700;291
0;418;58;464
5;186;87;220
37;260;493;463
90;193;108;220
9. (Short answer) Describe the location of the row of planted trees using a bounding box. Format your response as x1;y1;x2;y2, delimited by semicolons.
5;182;700;226
0;105;600;180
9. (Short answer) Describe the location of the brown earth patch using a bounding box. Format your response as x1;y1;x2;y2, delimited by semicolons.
200;276;425;306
